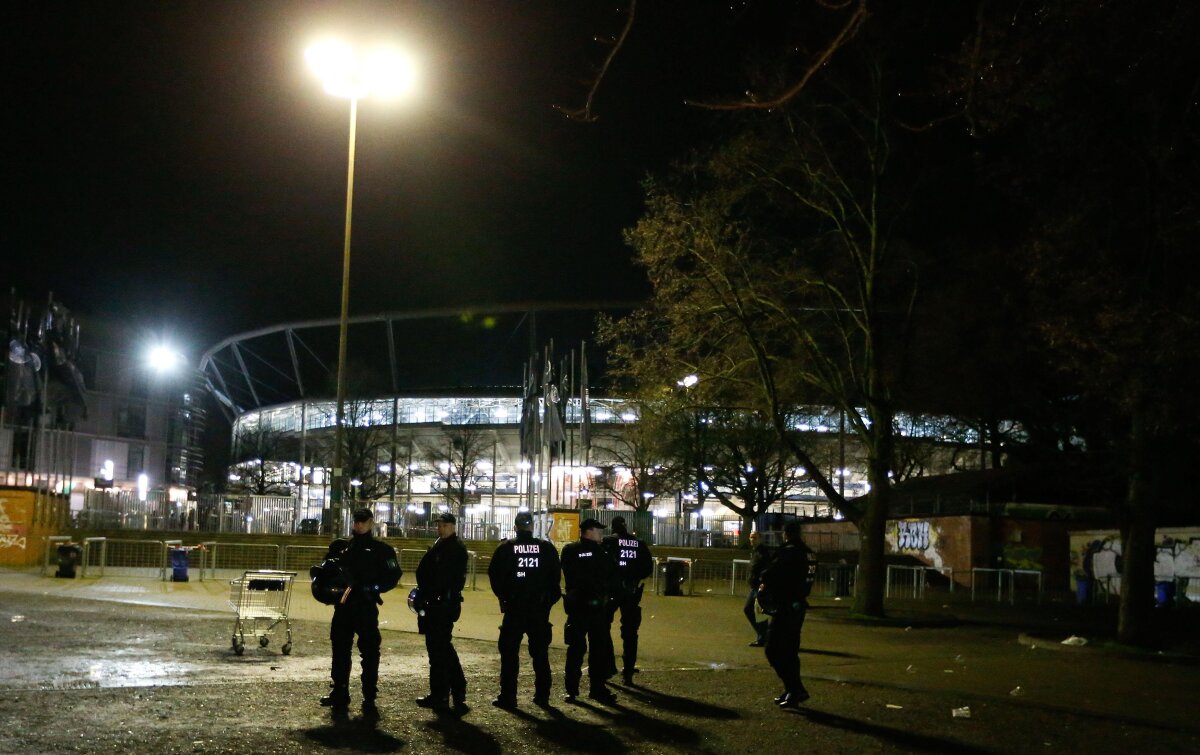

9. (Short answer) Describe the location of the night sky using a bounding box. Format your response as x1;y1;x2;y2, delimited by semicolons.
5;2;723;356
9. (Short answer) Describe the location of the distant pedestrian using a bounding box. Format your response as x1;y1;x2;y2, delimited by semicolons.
317;508;402;716
602;516;653;684
487;511;562;708
744;530;772;646
560;518;619;704
758;520;816;709
414;512;470;714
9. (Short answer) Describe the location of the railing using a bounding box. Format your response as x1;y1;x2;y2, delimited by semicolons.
198;542;281;580
971;567;1044;604
812;563;856;599
81;537;107;578
885;565;955;599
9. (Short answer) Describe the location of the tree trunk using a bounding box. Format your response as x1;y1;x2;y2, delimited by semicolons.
852;407;894;617
740;511;755;547
1117;406;1158;647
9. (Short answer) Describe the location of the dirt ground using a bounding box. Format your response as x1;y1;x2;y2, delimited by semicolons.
1;582;1198;753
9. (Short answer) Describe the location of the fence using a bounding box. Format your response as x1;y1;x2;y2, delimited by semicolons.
885;565;955;599
970;568;1044;604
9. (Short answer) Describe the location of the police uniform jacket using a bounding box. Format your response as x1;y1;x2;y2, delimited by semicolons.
759;541;816;613
601;531;653;593
560;538;618;610
416;533;468;603
488;531;562;611
325;531;402;604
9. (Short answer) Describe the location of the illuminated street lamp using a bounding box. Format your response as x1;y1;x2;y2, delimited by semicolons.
306;39;416;526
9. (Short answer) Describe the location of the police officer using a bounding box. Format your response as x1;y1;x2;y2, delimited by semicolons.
319;507;402;715
560;517;619;704
744;530;772;646
414;512;470;714
759;520;817;709
602;515;652;684
487;511;562;708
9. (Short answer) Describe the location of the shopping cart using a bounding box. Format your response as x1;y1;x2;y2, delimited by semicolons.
228;570;296;656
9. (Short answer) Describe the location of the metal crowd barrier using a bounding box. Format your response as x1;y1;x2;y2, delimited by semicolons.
280;545;331;572
812;563;857;598
731;559;750;595
970;567;1044;604
198;542;281;581
81;537;107;578
886;565;956;599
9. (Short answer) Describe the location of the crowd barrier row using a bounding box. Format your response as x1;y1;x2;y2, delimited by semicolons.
45;536;1127;607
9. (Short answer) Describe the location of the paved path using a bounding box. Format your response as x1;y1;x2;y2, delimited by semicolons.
1;567;1197;753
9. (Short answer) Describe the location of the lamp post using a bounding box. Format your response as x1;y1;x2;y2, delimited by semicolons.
306;40;415;531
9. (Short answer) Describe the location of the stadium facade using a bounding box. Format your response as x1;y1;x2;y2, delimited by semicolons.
199;305;976;539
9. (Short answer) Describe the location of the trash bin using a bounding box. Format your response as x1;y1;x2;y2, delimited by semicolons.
662;561;685;596
1075;577;1093;605
1154;581;1175;608
55;543;82;579
169;547;190;582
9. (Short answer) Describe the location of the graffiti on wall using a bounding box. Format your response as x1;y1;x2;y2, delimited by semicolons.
886;519;945;568
0;498;28;550
1071;530;1200;597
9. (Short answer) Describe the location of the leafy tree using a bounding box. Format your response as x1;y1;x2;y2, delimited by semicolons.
962;0;1200;645
618;54;926;615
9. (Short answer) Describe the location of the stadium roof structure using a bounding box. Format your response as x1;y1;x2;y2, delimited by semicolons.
198;302;635;420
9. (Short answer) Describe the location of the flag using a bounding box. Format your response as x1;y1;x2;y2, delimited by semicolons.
542;351;566;458
519;356;540;457
580;341;591;454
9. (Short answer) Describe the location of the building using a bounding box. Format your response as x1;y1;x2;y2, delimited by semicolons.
1;314;204;521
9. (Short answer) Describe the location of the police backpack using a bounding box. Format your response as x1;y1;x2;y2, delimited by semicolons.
310;557;353;605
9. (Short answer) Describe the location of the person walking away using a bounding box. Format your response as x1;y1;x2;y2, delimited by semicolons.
560;518;619;704
602;515;653;684
319;507;402;716
758;520;817;709
744;530;772;646
414;512;470;714
487;511;562;708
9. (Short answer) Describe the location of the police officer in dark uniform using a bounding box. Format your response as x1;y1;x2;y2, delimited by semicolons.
560;517;619;704
601;515;653;684
744;530;772;646
487;511;561;708
414;512;470;714
758;520;817;709
319;507;402;715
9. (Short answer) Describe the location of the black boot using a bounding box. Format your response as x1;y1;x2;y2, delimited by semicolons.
320;684;350;708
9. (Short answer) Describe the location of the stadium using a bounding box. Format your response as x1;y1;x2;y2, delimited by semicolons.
197;303;881;542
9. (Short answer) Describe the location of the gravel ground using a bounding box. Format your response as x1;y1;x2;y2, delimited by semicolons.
1;590;1197;754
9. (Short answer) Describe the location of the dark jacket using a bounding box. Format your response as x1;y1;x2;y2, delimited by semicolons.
759;541;816;613
601;530;653;592
324;531;402;604
488;530;561;611
560;537;619;611
748;543;772;587
416;533;468;602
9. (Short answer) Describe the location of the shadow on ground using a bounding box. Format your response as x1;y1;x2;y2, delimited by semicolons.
504;705;629;753
298;710;405;753
795;708;989;754
423;711;504;754
614;681;740;719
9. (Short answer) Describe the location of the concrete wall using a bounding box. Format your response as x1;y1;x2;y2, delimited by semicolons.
0;488;71;566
